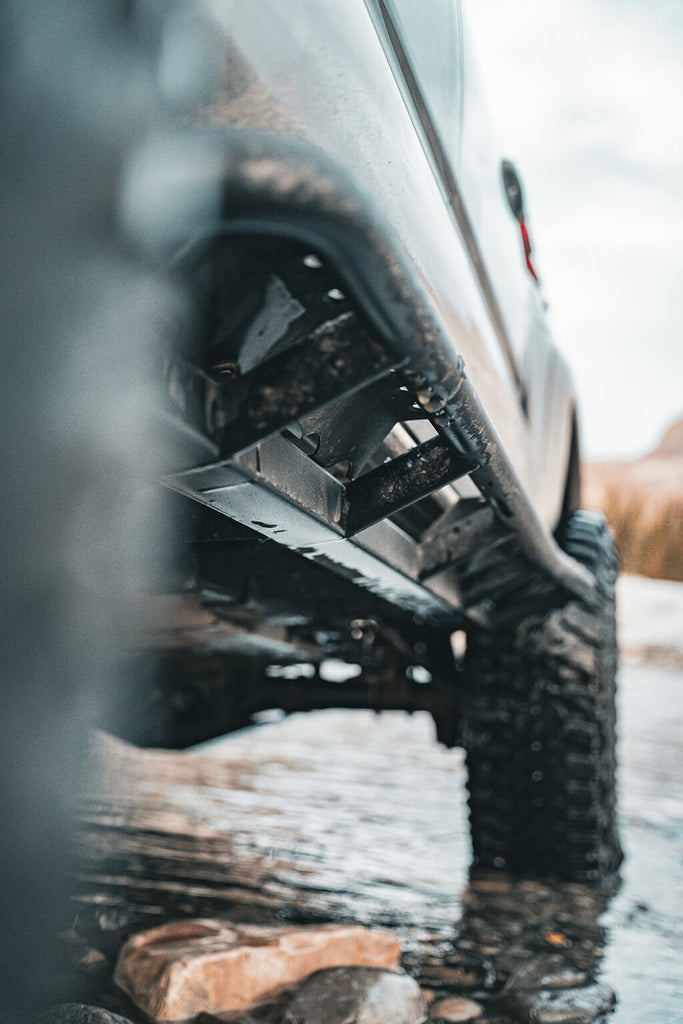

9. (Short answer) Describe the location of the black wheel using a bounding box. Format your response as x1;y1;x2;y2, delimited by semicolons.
462;510;622;883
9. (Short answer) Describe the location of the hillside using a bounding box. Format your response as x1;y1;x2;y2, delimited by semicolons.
583;416;683;581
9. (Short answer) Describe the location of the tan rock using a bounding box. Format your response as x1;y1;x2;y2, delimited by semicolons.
114;919;401;1021
429;996;484;1022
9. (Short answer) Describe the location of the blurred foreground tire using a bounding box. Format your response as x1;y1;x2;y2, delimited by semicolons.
0;3;170;1018
463;511;623;883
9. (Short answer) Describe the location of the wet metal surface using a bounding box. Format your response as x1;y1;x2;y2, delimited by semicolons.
73;584;683;1023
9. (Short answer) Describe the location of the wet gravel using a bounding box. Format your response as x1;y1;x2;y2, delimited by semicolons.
70;579;683;1023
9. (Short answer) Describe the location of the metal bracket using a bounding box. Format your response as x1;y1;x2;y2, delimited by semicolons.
214;312;405;458
344;436;475;536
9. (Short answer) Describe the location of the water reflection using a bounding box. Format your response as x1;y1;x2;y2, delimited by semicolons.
405;873;617;1021
70;672;683;1022
72;836;619;1023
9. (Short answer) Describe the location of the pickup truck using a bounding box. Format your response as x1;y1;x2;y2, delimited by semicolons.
113;0;624;886
1;4;625;1019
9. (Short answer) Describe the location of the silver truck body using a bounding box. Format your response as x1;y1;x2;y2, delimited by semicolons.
161;0;577;530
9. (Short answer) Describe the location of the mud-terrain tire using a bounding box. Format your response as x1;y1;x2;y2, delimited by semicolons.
462;510;622;883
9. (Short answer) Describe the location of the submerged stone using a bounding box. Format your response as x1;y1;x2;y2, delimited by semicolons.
277;966;427;1024
38;1006;134;1024
496;982;616;1023
429;995;484;1021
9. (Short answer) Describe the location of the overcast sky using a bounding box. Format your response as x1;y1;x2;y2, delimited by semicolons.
465;0;683;460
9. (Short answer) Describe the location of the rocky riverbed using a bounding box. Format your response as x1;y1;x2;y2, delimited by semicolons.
62;576;683;1023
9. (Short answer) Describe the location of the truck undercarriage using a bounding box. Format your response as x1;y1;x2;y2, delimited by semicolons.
124;214;588;748
109;129;623;884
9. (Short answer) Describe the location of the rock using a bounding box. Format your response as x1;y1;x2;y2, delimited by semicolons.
429;996;484;1021
192;969;426;1024
114;919;401;1021
496;982;616;1023
418;964;484;989
37;1006;134;1024
192;1010;274;1024
277;967;427;1024
531;969;591;992
501;961;589;993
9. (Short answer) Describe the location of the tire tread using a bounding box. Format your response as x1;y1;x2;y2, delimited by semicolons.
463;511;622;882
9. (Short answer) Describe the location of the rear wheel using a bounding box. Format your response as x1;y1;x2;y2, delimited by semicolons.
462;511;622;883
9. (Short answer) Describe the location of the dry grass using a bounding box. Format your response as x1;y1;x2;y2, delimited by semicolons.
597;486;683;582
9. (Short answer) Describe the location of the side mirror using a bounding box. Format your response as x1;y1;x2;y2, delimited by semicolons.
501;160;525;222
501;160;538;282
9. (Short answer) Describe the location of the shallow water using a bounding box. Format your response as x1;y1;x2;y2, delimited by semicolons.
74;656;683;1022
601;663;683;1022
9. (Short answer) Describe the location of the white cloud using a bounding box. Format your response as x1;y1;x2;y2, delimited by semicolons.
464;0;683;456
